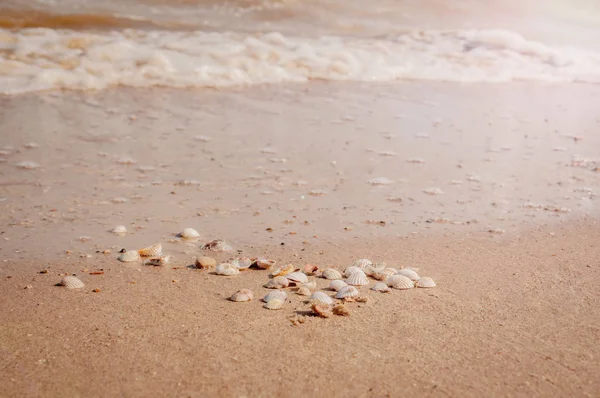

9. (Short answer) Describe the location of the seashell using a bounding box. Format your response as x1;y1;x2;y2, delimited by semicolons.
302;281;317;291
371;282;391;293
230;289;253;302
215;263;239;276
329;280;347;291
269;263;294;277
118;250;141;262
202;239;233;252
264;298;284;310
322;268;342;280
264;276;289;289
372;268;397;281
231;257;252;270
416;277;436;288
311;302;332;318
195;256;216;269
397;268;420;281
59;276;84;289
386;274;414;290
303;264;319;275
335;285;359;299
138;243;162;257
353;258;372;270
180;228;200;239
297;286;311;296
345;270;369;286
146;255;170;266
16;161;40;169
111;225;127;236
343;266;362;278
332;304;350;316
364;263;385;276
262;290;287;303
286;272;308;284
309;291;334;305
254;257;276;269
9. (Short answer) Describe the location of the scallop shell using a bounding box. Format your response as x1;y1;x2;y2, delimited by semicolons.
386;274;414;290
311;302;332;318
345;270;369;286
118;250;141;262
231;257;252;270
353;258;372;270
269;263;294;277
215;263;239;276
264;298;284;310
137;243;162;257
180;228;200;239
372;268;397;281
230;289;253;302
309;291;334;305
397;268;420;281
329;280;347;291
286;272;308;284
59;276;84;289
254;257;275;269
264;276;289;289
303;264;319;275
371;282;391;293
202;239;233;252
302;281;317;291
111;225;127;236
297;286;312;296
262;290;287;303
335;285;359;299
416;277;436;288
322;268;342;280
343;266;362;278
146;255;170;266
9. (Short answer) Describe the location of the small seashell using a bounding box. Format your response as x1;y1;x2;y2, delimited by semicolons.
332;304;350;316
254;257;276;269
302;281;317;291
231;257;252;270
286;271;308;284
416;277;436;288
335;285;359;299
59;276;84;289
118;250;141;262
270;263;294;277
264;298;284;310
111;225;127;236
353;259;372;270
371;282;391;293
138;243;162;257
297;286;311;296
372;268;397;281
387;274;414;290
364;263;385;276
230;289;253;302
329;280;347;291
345;270;369;286
322;268;342;280
311;302;332;318
397;268;420;281
202;239;233;252
264;276;289;289
262;290;287;303
215;263;239;276
146;255;170;266
343;266;362;278
309;291;334;305
195;256;216;269
180;228;200;239
303;264;319;275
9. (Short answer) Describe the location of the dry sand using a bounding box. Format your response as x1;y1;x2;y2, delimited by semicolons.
1;82;599;397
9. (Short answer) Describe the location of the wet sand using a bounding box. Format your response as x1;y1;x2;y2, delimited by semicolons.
1;82;600;397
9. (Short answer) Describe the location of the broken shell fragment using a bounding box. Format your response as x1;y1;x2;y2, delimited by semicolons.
311;302;332;318
332;304;350;316
215;263;239;276
297;286;312;296
386;274;414;290
59;276;85;289
118;250;141;262
264;298;284;310
335;285;359;299
309;291;334;305
231;257;252;270
329;280;347;291
397;268;420;281
303;264;319;275
195;256;216;269
264;276;289;289
322;268;342;280
230;289;253;302
254;257;276;269
202;239;233;252
364;263;386;276
180;228;200;239
372;268;397;281
146;255;170;266
286;271;308;284
345;270;369;286
138;243;162;257
416;277;436;288
262;290;287;303
111;225;127;236
371;282;391;293
343;266;362;278
269;263;294;277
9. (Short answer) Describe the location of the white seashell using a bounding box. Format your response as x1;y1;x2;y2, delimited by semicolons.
371;282;391;293
335;285;359;299
343;266;362;278
264;276;289;289
309;291;334;305
367;177;393;185
345;271;369;286
353;259;372;270
254;257;276;269
302;281;317;291
329;280;347;291
416;277;436;288
231;257;252;270
387;274;414;290
111;225;127;236
215;263;239;276
264;298;284;310
180;228;200;239
230;289;253;302
297;286;311;296
322;268;342;280
269;264;294;277
118;250;141;262
59;276;84;289
146;255;170;266
286;272;308;284
364;263;385;276
202;239;233;252
138;243;162;257
397;268;420;281
262;290;287;303
311;302;332;318
372;268;397;281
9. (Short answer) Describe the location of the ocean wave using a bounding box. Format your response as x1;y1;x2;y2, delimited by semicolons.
1;27;600;94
